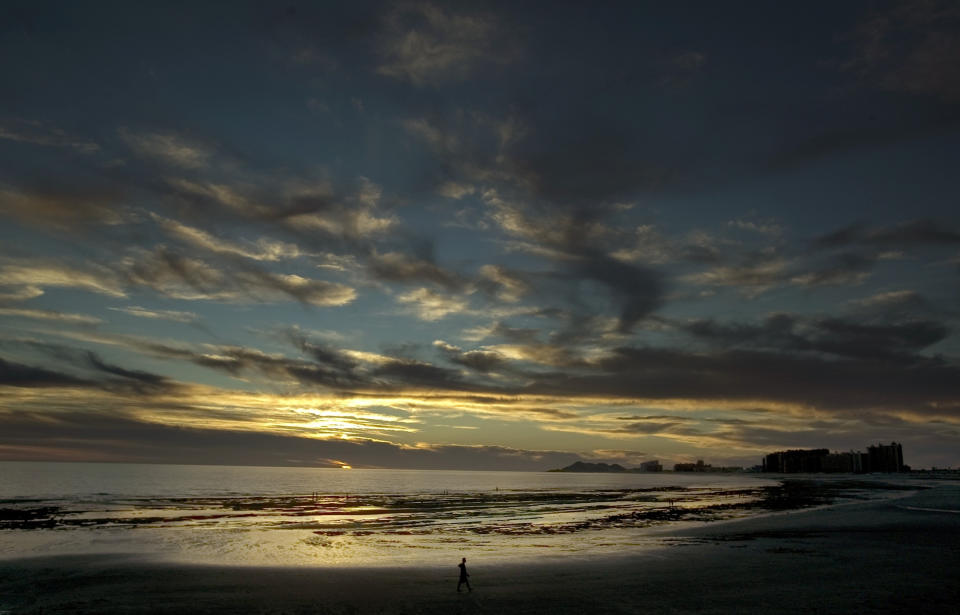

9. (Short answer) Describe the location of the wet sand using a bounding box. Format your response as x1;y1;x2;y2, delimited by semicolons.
1;484;957;614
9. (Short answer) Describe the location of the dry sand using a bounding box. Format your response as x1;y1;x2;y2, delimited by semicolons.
1;484;957;614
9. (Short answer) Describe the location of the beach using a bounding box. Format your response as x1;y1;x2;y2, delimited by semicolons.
1;483;957;614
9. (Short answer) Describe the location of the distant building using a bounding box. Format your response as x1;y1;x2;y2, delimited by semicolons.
762;442;905;473
762;449;829;473
639;460;663;472
674;459;710;472
867;442;903;473
716;466;744;473
821;451;863;473
671;460;742;473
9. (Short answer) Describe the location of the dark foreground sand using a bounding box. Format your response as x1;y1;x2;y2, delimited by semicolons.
1;485;958;614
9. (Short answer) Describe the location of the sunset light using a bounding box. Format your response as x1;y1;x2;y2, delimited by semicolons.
1;2;958;612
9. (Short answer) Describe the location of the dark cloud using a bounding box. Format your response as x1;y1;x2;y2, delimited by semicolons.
685;248;877;293
0;411;580;470
448;350;506;373
482;323;585;368
676;242;727;265
125;248;220;294
367;250;464;289
679;220;958;296
485;198;665;331
608;418;692;435
123;247;356;307
790;251;876;286
8;313;959;427
766;113;960;172
87;335;323;384
0;181;126;231
844;0;960;102
0;356;93;388
812;318;949;360
372;358;468;391
287;332;359;374
376;3;519;86
681;313;950;362
517;407;580;420
283;363;367;389
507;115;674;205
574;251;663;333
757;0;960;171
0;119;100;154
190;345;360;389
161;175;398;262
119;128;214;169
117;334;473;394
408;116;669;329
476;265;530;302
524;345;960;415
0;340;178;395
816;219;960;249
434;341;506;373
849;290;951;321
490;322;541;345
279;335;367;389
85;351;172;392
2;1;959;469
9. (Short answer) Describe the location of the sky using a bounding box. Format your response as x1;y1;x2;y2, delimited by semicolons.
1;0;959;470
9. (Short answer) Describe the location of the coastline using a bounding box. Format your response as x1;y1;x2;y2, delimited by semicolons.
1;483;957;614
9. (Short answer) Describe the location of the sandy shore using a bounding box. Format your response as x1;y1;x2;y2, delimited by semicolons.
1;484;958;614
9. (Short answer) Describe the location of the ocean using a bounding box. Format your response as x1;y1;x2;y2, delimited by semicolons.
0;462;915;567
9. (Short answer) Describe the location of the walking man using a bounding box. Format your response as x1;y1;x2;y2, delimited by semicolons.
457;557;472;592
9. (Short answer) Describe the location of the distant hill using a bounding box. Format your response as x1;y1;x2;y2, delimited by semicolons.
550;461;628;473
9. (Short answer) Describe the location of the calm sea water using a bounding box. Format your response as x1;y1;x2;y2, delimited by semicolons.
0;462;769;500
0;462;903;567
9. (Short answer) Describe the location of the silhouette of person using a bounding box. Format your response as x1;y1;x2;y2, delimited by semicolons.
457;557;472;592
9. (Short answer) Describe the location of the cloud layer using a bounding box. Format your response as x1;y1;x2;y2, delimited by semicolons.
1;0;959;469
